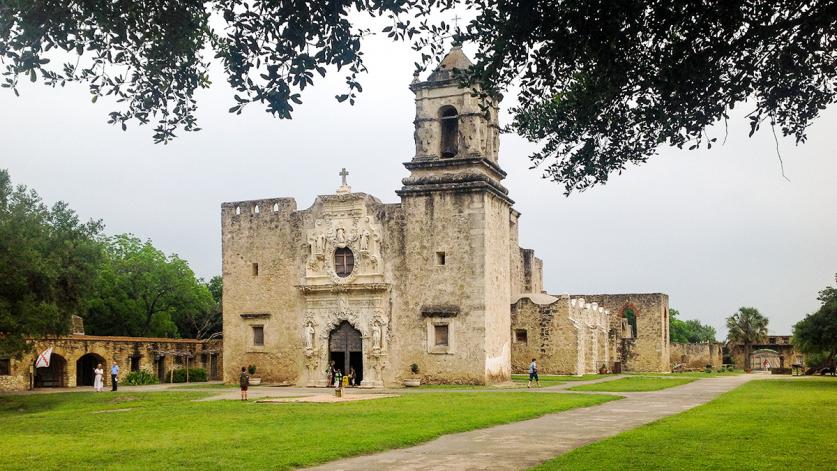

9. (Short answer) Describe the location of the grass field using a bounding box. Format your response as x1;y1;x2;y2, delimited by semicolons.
627;370;744;378
535;378;837;470
0;390;616;470
511;374;606;386
569;376;695;392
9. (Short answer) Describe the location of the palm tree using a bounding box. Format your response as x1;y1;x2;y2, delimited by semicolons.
726;307;769;371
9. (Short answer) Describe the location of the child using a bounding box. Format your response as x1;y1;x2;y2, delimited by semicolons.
239;366;250;401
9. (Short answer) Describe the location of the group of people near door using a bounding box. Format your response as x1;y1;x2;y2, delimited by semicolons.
92;362;120;392
326;361;357;388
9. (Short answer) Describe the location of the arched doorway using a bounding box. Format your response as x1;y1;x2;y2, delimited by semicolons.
34;354;68;388
329;321;363;385
76;353;107;387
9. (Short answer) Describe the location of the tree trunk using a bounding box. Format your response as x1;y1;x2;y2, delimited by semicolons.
744;343;752;370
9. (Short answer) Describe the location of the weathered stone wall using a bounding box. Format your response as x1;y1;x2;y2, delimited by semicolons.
221;197;305;385
570;293;670;372
0;336;222;392
670;343;723;369
729;341;803;370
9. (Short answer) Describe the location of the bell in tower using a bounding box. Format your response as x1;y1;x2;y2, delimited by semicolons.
398;43;510;204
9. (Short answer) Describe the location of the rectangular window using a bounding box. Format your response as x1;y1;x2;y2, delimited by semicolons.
515;329;528;344
252;326;264;346
0;358;10;375
251;263;259;276
436;251;446;266
434;325;449;346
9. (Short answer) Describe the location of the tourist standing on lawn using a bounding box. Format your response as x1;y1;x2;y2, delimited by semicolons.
110;362;119;391
239;366;250;401
93;363;104;392
349;366;356;387
528;358;540;388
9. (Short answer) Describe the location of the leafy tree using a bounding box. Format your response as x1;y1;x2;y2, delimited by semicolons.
669;308;716;343
793;274;837;369
726;307;769;370
0;169;103;357
175;275;223;340
83;235;214;338
4;2;836;192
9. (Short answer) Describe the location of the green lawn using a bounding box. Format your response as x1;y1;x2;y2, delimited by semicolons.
511;373;606;384
169;382;238;389
535;378;837;470
0;390;616;470
569;376;695;392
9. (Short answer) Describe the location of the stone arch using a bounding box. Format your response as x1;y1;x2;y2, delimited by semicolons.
439;105;459;158
621;303;639;338
34;353;68;388
76;352;108;387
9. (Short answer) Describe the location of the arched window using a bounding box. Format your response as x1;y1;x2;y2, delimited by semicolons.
624;307;638;338
334;247;354;277
439;106;459;158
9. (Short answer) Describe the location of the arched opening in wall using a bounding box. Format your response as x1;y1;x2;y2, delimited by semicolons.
235;206;241;215
623;307;638;338
254;205;260;214
76;353;107;387
157;356;167;383
34;354;68;388
329;321;363;385
439;105;459;158
273;203;279;213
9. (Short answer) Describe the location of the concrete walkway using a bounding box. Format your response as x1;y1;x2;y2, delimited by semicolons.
305;374;755;471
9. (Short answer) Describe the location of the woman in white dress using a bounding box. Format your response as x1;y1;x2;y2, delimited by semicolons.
93;363;104;392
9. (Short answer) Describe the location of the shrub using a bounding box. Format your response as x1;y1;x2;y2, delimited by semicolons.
167;368;207;383
704;364;713;373
125;369;159;386
410;363;420;375
247;364;257;375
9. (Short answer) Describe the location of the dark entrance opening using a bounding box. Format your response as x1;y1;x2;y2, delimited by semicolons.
329;321;363;385
34;354;67;388
157;356;166;382
76;353;107;387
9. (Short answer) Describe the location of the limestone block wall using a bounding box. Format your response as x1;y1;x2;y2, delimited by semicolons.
670;343;723;369
0;336;221;392
729;342;803;369
222;197;306;385
482;194;512;382
571;293;670;372
395;191;496;384
510;295;579;374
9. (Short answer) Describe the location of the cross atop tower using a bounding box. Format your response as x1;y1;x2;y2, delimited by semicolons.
452;14;462;30
336;168;352;194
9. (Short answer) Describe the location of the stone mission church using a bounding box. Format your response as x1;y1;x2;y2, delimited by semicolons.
221;46;671;387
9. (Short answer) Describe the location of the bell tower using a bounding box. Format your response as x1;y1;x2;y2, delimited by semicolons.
397;43;509;202
395;44;513;384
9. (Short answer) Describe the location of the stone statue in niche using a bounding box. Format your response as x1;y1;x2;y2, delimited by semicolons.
317;233;326;254
338;294;349;313
371;322;382;351
305;323;316;350
360;230;370;251
336;227;346;244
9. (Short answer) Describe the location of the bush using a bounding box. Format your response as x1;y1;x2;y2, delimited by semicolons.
125;369;159;386
704;364;713;373
167;368;207;383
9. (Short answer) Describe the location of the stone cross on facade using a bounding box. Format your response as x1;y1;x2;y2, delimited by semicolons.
336;167;352;194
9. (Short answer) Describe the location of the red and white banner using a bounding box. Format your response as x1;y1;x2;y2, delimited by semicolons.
35;347;53;368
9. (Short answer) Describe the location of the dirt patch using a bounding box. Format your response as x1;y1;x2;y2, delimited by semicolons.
257;393;399;404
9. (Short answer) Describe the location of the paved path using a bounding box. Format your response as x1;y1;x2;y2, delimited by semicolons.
305;375;755;471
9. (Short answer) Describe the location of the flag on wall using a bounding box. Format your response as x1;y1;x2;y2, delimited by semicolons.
35;347;53;368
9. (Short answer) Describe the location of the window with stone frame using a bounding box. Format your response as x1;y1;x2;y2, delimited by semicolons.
0;358;10;375
434;324;449;346
334;247;354;277
252;325;265;346
515;329;528;344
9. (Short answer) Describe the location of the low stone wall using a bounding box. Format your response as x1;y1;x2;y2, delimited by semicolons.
670;343;723;369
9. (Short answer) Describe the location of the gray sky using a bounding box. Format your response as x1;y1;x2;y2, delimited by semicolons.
1;36;835;338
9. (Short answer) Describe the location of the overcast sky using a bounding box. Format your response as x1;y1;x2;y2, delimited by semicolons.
1;35;835;338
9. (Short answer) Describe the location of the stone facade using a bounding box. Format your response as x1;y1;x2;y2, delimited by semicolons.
670;343;723;369
510;295;610;375
0;335;222;392
222;46;672;387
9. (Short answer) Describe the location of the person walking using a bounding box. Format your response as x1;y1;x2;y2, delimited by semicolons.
110;362;119;391
528;358;541;388
239;366;250;401
93;363;104;392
